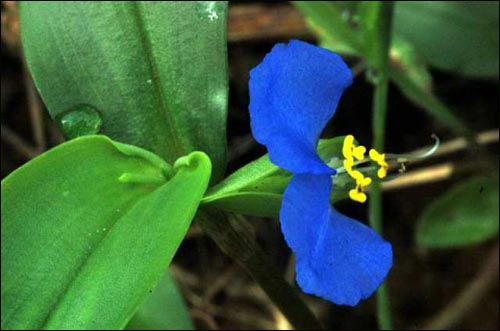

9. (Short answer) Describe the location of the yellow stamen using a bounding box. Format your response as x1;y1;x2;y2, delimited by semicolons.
349;175;372;203
343;159;364;182
369;149;388;178
343;135;374;203
349;187;367;203
358;176;372;188
352;145;366;161
342;135;367;161
342;135;355;160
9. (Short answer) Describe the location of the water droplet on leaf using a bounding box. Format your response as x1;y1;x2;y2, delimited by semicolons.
196;1;224;21
56;105;102;139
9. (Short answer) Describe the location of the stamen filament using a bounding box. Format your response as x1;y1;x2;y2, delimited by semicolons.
334;134;442;204
385;134;440;162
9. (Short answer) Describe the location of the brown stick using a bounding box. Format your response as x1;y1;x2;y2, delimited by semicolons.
382;130;498;191
227;4;310;42
0;124;38;159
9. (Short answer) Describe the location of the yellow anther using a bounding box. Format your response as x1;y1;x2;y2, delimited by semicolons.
343;135;374;203
369;149;385;164
343;159;364;182
349;187;367;203
369;149;388;179
342;135;355;160
343;135;367;161
352;145;366;161
358;176;372;188
343;158;354;174
349;175;371;203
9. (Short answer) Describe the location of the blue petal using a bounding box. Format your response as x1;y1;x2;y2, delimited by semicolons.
249;40;352;175
280;174;393;306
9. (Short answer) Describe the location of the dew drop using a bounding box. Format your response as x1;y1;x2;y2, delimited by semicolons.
102;227;107;232
196;1;224;21
146;79;153;84
56;104;102;139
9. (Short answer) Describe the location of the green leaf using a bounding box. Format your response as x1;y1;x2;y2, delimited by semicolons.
389;66;470;135
202;150;289;218
19;1;228;181
293;1;363;55
393;1;499;77
1;136;211;330
203;137;349;217
416;177;499;248
389;36;433;93
205;192;283;218
125;271;194;331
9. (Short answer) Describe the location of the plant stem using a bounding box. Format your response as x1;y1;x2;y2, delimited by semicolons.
372;74;390;155
197;208;324;330
366;2;394;330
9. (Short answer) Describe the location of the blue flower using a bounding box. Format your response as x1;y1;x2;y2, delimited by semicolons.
249;40;393;306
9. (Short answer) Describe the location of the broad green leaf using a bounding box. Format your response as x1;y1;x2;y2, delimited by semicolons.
1;135;211;330
416;177;499;248
125;271;194;331
293;1;363;55
203;137;350;217
393;1;499;77
20;1;228;181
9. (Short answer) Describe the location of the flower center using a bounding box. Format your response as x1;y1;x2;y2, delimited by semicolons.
342;135;388;203
338;134;440;204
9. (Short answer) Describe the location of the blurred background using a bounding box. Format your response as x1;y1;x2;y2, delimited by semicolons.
2;1;498;330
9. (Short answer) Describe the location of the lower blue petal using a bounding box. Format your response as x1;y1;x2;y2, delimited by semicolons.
280;174;393;306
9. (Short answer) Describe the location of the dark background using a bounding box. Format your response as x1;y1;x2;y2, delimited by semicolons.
2;2;498;330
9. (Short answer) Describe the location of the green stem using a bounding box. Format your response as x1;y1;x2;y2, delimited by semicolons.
196;208;324;330
372;76;389;153
375;282;392;330
366;2;394;330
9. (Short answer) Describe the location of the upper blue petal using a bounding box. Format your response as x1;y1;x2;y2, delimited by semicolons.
249;40;352;175
280;174;393;306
